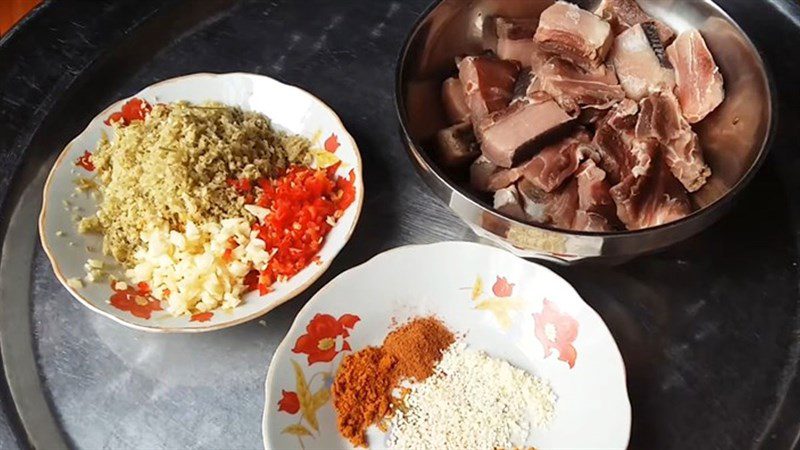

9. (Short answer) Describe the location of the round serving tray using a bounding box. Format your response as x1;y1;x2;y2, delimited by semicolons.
1;0;799;448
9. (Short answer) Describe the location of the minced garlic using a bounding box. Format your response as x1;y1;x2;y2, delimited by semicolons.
126;218;271;316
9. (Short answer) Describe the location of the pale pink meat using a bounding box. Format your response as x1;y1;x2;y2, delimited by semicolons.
441;77;471;124
537;57;626;112
495;18;539;66
667;29;725;124
609;139;691;230
610;23;675;101
520;128;594;192
534;1;614;70
476;97;575;168
493;185;528;220
470;155;523;192
574;159;617;231
636;92;710;192
592;98;639;184
435;122;480;169
517;177;579;228
595;0;675;44
458;55;520;120
547;178;581;229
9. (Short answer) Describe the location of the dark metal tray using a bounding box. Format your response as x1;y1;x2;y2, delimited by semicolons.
1;0;799;448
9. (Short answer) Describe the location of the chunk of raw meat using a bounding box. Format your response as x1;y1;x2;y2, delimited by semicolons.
592;99;639;184
610;23;675;101
518;178;579;229
573;211;613;232
435;122;480;169
537;57;626;112
494;185;527;220
511;69;535;103
476;97;575;168
441;77;471;124
609;139;691;230
470;155;523;192
667;29;725;123
534;1;614;70
574;159;617;231
458;55;520;119
495;18;539;66
520;128;594;192
595;0;675;44
636;92;710;192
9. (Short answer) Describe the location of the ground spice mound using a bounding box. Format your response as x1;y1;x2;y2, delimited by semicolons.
383;317;456;381
331;317;455;448
332;347;397;447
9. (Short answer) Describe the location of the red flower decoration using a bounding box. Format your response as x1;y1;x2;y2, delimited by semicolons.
278;390;300;414
190;312;214;323
75;151;94;171
109;283;163;319
533;300;579;368
324;133;340;153
292;313;360;364
492;276;514;297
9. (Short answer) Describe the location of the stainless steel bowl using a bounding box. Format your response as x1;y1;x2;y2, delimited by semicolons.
395;0;774;263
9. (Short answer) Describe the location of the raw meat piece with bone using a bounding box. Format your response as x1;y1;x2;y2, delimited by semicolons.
595;0;675;44
476;96;575;168
537;57;626;112
636;91;710;192
534;1;614;71
520;128;596;192
574;159;617;231
609;138;691;230
494;17;540;66
518;177;579;228
470;155;523;192
441;77;471;124
610;23;675;101
592;99;639;185
458;55;520;120
493;185;528;220
435;122;480;170
667;29;725;124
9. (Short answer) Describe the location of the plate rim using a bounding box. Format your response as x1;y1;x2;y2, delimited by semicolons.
37;71;366;333
261;241;632;449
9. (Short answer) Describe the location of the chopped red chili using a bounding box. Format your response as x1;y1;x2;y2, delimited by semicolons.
249;166;355;293
104;98;152;126
75;150;95;171
226;177;253;194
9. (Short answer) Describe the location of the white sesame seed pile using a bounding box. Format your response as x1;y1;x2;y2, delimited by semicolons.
388;343;556;450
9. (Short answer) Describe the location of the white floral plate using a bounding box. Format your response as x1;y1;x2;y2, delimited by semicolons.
38;72;364;332
263;242;630;450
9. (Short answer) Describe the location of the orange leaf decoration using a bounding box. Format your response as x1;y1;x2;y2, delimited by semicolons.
190;312;214;323
492;276;514;297
324;133;340;153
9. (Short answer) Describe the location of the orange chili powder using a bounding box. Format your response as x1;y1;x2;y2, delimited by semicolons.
331;317;455;447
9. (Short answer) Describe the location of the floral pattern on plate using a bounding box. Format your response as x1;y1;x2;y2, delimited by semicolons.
263;242;630;450
277;313;361;449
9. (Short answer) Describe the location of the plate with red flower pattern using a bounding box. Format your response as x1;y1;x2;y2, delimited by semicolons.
263;241;630;449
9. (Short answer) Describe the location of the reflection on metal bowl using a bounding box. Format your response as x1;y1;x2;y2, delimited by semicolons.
395;0;774;263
